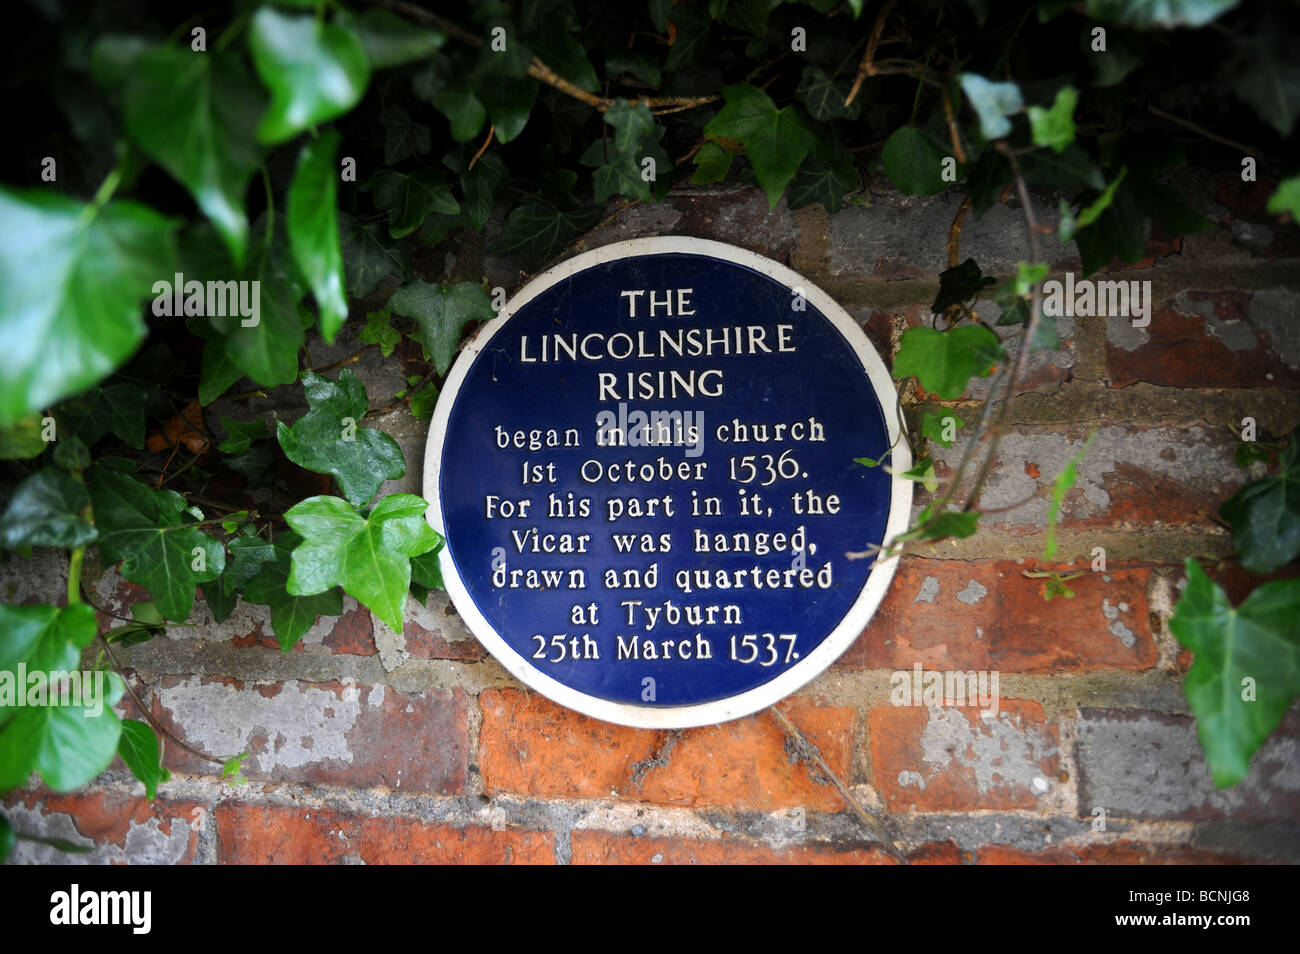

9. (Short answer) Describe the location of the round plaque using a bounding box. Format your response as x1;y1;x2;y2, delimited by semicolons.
424;238;911;728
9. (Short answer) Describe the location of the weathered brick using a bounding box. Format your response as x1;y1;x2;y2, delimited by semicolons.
837;558;1156;672
928;423;1247;531
3;788;204;864
215;803;554;864
869;699;1060;811
479;689;855;811
149;675;467;794
1074;708;1300;822
571;830;961;865
1106;290;1300;389
977;841;1246;864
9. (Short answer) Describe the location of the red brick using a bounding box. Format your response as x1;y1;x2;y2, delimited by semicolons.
978;841;1246;865
838;558;1156;672
215;803;553;864
869;699;1060;811
5;788;205;863
571;830;961;865
150;676;467;794
479;689;855;811
322;602;377;655
1106;293;1300;389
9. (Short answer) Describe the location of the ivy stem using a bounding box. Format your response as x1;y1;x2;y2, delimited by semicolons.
67;548;85;606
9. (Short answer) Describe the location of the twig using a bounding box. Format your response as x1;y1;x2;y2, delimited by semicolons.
468;125;495;170
1147;103;1257;157
946;196;971;268
845;0;897;106
770;706;909;864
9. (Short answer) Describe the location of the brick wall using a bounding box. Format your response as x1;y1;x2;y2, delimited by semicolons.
5;168;1299;865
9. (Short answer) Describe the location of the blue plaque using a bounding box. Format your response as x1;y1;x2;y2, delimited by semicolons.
424;238;911;727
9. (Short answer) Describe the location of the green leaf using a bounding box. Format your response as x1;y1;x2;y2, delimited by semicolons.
787;155;858;214
0;189;177;428
380;103;431;164
797;66;862;122
117;719;169;800
1044;574;1076;600
56;381;147;448
387;281;496;374
202;534;276;623
1220;432;1300;573
276;369;406;508
880;127;950;196
921;411;965;448
532;18;599;92
1266;175;1300;220
893;325;1003;400
1021;143;1106;192
492;199;600;265
0;603;124;791
691;141;734;185
605;99;656;154
900;457;939;493
1170;559;1300;787
1087;0;1239;29
478;77;539;144
959;73;1024;140
368;168;460;240
217;416;267;455
0;814;13;861
285;494;442;633
221;752;247;782
0;468;96;550
433;89;487;142
1045;431;1094;560
248;7;371;144
663;2;710;70
451;152;508;231
359;309;401;358
932;259;992;315
124;48;263;264
243;532;343;651
704;84;817;208
350;8;444;69
339;212;411;297
1075;180;1146;274
1073;167;1128;234
288;130;348;343
0;416;50;460
898;508;981;543
606;48;661;87
408;381;439;421
87;465;225;620
1235;442;1271;469
1027;86;1077;153
410;542;445;591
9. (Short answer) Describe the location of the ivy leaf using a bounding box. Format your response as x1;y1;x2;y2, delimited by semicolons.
202;534;276;624
276;369;406;508
387;281;495;374
787;155;858;213
409;381;439;421
705;84;817;208
285;494;442;634
1075;179;1146;274
880;127;950;196
217;416;267;455
1235;442;1271;469
492;199;600;265
531;18;600;93
359;309;401;358
57;381;148;448
248;7;371;145
663;2;710;70
897;508;981;543
605;99;655;154
1170;559;1300;787
241;532;343;651
932;259;993;315
1268;176;1300;219
0;603;125;792
87;465;225;620
0;417;50;461
893;325;1003;400
433;89;487;142
350;8;444;69
1087;0;1239;29
368;168;460;240
0;468;97;550
1220;431;1300;573
691;141;734;185
1027;86;1077;153
410;541;445;591
960;73;1024;140
288;130;348;343
339;212;411;298
117;719;169;800
796;66;861;121
921;411;965;448
0;188;177;429
477;77;539;144
380;104;432;164
124;48;263;265
1229;20;1300;137
0;815;12;862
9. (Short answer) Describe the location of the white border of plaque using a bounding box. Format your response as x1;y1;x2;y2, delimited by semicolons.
424;237;913;728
